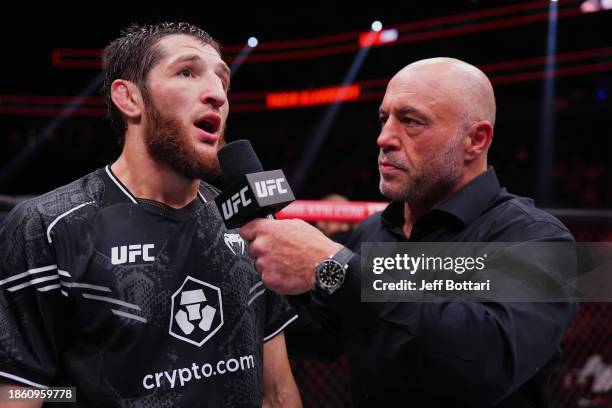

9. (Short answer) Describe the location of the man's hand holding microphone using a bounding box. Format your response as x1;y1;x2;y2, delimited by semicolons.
214;140;346;296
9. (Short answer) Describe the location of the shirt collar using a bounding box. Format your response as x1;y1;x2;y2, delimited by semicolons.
381;167;502;231
435;167;502;227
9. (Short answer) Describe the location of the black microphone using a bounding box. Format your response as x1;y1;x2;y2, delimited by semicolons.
215;140;295;229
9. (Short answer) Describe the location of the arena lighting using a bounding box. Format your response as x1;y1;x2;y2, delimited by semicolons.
596;89;607;101
0;73;105;187
6;62;612;116
371;21;383;32
266;85;361;109
359;28;398;48
535;0;558;206
228;38;257;76
247;37;259;48
7;47;612;116
291;31;373;195
581;0;612;12
53;1;577;67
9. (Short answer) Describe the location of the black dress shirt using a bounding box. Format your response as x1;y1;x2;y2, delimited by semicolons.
289;168;577;407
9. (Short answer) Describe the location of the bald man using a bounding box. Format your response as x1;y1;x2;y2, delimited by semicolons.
240;58;576;407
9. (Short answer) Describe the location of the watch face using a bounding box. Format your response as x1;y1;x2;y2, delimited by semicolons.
317;260;345;289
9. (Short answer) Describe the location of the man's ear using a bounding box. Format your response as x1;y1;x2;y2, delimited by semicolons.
463;120;493;161
110;79;143;120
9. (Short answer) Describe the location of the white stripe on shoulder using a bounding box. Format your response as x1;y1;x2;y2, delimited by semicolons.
0;264;57;286
197;190;207;203
263;314;299;342
105;165;137;204
47;201;95;244
0;370;49;389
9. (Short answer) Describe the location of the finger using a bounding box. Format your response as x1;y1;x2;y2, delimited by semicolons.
239;218;265;241
254;257;265;275
246;239;262;259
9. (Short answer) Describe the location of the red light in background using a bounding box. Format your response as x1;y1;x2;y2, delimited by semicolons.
266;85;361;109
359;29;398;48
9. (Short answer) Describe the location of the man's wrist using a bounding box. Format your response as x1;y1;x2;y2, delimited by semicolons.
314;242;344;265
313;245;352;296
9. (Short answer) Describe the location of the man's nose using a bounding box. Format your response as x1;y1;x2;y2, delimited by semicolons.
200;75;227;108
377;119;400;151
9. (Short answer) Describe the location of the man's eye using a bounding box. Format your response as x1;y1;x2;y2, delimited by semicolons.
180;69;192;77
379;116;388;126
403;117;421;125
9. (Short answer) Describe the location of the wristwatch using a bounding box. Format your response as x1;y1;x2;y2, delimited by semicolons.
314;246;353;295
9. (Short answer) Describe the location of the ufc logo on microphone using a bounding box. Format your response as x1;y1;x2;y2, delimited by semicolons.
221;186;252;220
111;244;155;265
254;178;288;198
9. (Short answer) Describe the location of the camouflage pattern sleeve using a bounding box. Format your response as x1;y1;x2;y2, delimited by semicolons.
0;199;63;387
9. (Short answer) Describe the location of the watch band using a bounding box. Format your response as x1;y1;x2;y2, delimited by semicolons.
313;246;354;297
330;246;354;267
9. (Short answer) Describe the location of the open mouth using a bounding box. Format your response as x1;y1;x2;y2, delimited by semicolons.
194;113;221;135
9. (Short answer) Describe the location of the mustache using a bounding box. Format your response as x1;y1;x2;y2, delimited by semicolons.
378;152;409;170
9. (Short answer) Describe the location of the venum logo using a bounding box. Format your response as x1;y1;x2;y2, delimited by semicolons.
221;186;251;220
224;233;246;256
111;244;155;265
169;276;224;347
254;178;287;198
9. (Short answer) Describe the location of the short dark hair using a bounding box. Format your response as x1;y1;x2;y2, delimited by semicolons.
102;22;220;144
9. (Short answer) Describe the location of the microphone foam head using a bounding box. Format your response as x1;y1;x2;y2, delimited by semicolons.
218;140;264;186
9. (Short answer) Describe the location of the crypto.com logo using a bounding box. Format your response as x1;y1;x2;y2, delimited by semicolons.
169;276;224;347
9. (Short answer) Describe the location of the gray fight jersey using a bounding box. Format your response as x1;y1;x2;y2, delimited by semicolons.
0;166;296;407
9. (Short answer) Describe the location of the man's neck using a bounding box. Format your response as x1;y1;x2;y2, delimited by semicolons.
401;166;487;237
111;141;200;209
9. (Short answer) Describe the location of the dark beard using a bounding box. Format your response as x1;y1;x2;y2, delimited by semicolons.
144;100;224;183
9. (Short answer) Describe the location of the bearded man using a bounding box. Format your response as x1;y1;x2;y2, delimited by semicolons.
0;22;301;408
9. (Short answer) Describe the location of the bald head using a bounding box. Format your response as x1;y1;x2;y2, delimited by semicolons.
377;57;497;209
395;57;496;127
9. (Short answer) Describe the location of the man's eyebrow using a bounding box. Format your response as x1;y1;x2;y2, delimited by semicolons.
397;106;419;115
167;54;231;85
397;106;429;120
378;105;424;116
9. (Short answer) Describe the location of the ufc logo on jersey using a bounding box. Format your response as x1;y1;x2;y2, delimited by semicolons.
221;186;251;220
254;178;287;198
111;244;155;265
